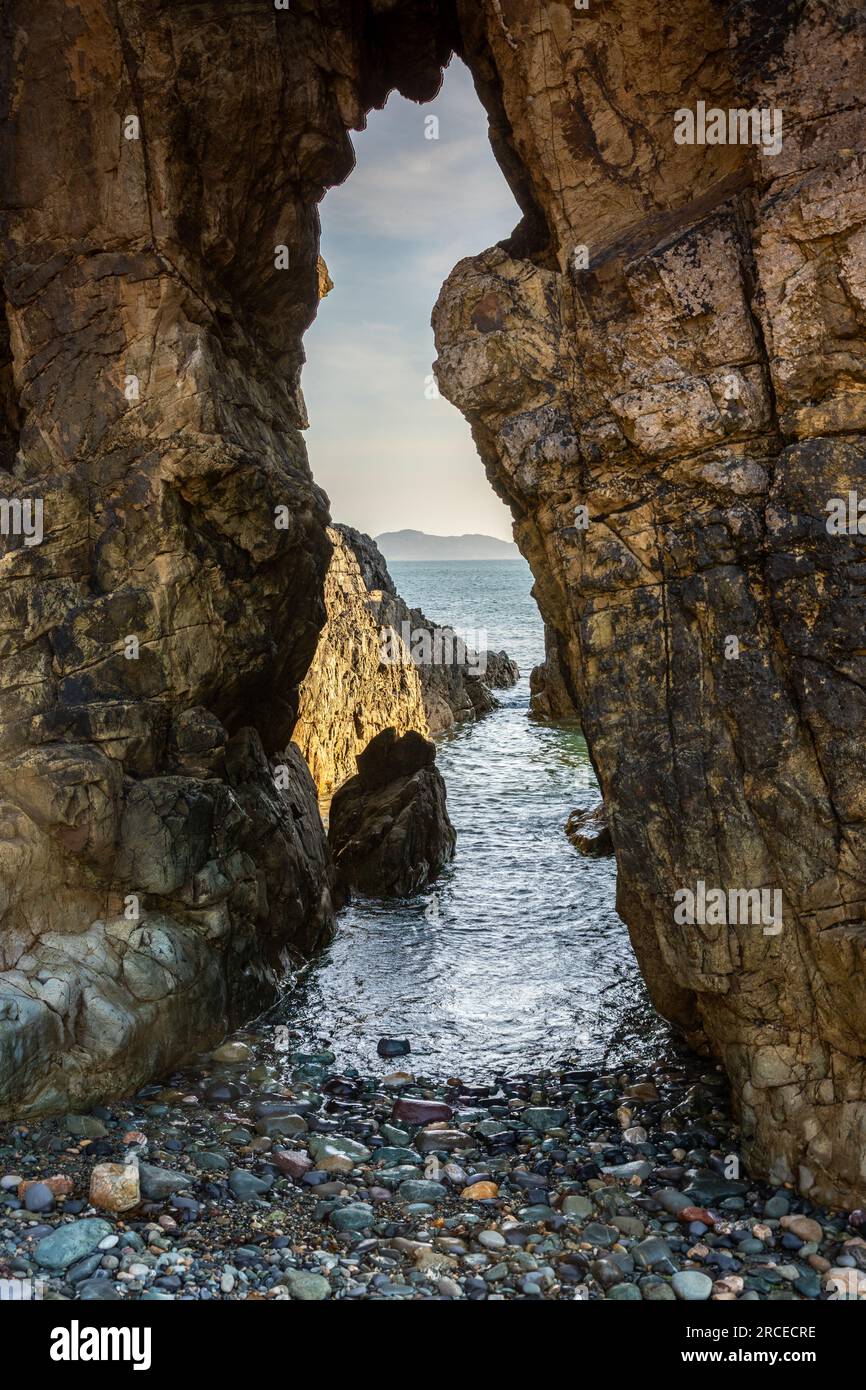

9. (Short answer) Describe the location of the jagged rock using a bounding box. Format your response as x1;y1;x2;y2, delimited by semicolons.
0;726;335;1117
566;804;614;858
530;626;578;721
328;729;456;897
430;0;866;1208
292;528;428;796
485;650;520;690
335;530;519;732
294;526;518;792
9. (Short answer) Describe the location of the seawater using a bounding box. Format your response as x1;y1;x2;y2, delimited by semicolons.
275;559;666;1078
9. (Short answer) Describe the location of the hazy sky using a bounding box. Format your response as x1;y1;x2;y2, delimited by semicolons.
302;59;521;542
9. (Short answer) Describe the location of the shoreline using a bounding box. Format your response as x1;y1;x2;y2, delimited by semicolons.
2;1025;861;1303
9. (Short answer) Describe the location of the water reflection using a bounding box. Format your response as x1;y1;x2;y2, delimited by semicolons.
275;679;668;1078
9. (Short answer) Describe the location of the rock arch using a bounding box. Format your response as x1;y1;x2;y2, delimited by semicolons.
1;0;865;1204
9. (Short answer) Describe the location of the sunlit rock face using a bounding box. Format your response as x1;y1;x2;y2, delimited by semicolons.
2;0;866;1206
433;0;866;1205
294;525;518;795
293;528;430;797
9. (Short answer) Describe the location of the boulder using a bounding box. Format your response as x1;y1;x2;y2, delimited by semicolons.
328;730;456;897
565;803;614;857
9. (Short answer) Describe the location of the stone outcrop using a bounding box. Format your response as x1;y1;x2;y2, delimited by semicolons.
328;729;456;897
292;527;429;797
567;806;614;856
2;0;866;1204
565;803;613;859
432;0;866;1205
293;525;517;793
530;624;579;721
339;525;518;736
0;727;334;1117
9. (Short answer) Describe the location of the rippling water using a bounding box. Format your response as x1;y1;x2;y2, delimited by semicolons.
275;560;666;1078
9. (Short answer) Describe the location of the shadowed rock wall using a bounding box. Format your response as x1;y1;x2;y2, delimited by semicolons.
0;0;455;1114
433;0;866;1205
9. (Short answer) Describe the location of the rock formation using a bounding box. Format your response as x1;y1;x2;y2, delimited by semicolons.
565;803;613;858
530;624;579;721
432;0;866;1206
292;527;429;797
328;728;456;897
2;0;865;1204
293;525;517;793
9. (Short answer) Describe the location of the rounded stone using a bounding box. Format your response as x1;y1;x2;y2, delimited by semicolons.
672;1270;713;1301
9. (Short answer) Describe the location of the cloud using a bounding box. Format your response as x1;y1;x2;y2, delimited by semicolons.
301;59;517;540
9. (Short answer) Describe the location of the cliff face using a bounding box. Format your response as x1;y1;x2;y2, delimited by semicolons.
2;0;866;1204
0;0;451;1113
293;527;429;797
293;525;517;795
432;0;866;1205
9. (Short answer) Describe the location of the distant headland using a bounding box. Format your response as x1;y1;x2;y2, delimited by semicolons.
375;529;520;561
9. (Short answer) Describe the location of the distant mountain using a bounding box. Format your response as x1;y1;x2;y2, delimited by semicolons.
375;529;519;561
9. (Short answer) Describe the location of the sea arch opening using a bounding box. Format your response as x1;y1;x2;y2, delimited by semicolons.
286;57;657;1078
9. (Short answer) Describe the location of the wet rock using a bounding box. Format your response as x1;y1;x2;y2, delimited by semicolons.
308;1135;371;1166
255;1113;308;1140
35;1219;114;1271
393;1098;453;1126
377;1038;411;1058
89;1163;140;1213
565;803;614;857
137;1163;192;1201
522;1107;567;1133
328;729;456;897
416;1128;471;1153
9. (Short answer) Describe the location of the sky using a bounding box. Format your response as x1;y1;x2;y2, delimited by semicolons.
301;58;522;542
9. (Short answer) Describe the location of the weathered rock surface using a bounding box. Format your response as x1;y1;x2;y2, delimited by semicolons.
432;0;866;1204
530;624;579;721
294;525;517;792
566;803;614;858
293;527;429;796
2;0;865;1205
328;729;456;897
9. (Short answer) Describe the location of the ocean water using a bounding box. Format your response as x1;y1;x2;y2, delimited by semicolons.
276;559;665;1078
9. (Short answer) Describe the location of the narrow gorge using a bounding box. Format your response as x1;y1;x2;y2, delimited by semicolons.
1;0;865;1230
